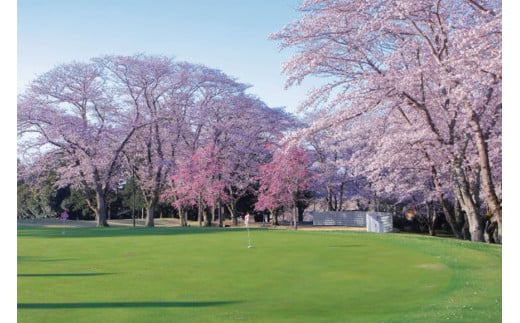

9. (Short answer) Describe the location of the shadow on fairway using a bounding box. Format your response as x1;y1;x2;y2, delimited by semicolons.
17;256;78;263
18;273;114;277
17;226;263;239
18;300;241;309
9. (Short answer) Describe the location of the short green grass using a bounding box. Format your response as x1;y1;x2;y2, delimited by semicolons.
18;226;501;322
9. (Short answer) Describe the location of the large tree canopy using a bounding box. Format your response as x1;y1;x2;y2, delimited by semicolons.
272;0;501;242
17;60;140;226
18;54;296;227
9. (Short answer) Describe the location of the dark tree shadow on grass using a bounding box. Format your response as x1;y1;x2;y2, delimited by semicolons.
17;256;78;263
327;244;365;248
18;273;114;277
17;226;264;239
18;300;241;309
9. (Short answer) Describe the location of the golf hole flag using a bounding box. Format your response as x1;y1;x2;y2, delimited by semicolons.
245;213;252;248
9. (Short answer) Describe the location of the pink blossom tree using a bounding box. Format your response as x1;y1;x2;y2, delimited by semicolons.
272;0;501;242
255;146;312;228
162;95;297;227
163;143;226;226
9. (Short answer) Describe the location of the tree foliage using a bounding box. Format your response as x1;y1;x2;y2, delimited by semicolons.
17;1;501;243
18;54;297;227
255;146;312;228
272;0;501;242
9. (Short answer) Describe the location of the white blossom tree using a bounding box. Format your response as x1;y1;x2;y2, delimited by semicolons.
18;61;142;226
272;0;501;241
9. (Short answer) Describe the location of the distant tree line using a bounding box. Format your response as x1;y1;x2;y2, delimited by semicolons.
17;54;302;227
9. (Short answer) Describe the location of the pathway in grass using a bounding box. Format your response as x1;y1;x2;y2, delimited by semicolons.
18;226;501;322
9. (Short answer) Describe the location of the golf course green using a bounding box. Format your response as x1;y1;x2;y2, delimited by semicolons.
17;226;501;322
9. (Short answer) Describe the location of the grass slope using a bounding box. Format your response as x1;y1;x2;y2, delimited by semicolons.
17;226;501;322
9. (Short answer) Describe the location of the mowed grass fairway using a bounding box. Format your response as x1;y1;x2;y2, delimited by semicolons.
18;226;501;322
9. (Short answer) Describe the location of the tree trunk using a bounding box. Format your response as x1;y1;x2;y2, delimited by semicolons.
94;187;109;227
270;208;279;226
456;193;482;242
439;198;463;239
145;202;155;227
297;205;305;222
197;197;203;227
182;209;187;226
483;215;499;243
326;186;335;211
469;111;502;243
197;208;202;227
338;182;345;211
212;205;217;224
203;207;212;227
427;152;463;239
173;195;187;226
426;202;437;236
217;202;223;227
178;208;187;226
466;209;483;242
453;199;467;237
454;171;483;242
292;204;298;229
225;202;238;226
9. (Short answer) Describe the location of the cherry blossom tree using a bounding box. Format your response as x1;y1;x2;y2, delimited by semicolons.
163;143;227;226
305;119;372;211
96;56;279;227
206;95;298;225
96;54;190;227
162;94;297;226
18;61;141;226
272;0;501;242
354;107;467;237
19;53;301;228
255;146;312;228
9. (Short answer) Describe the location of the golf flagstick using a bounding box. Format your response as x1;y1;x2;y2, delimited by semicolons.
61;210;69;234
245;213;252;248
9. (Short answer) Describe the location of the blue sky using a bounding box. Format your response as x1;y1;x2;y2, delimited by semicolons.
17;0;318;115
